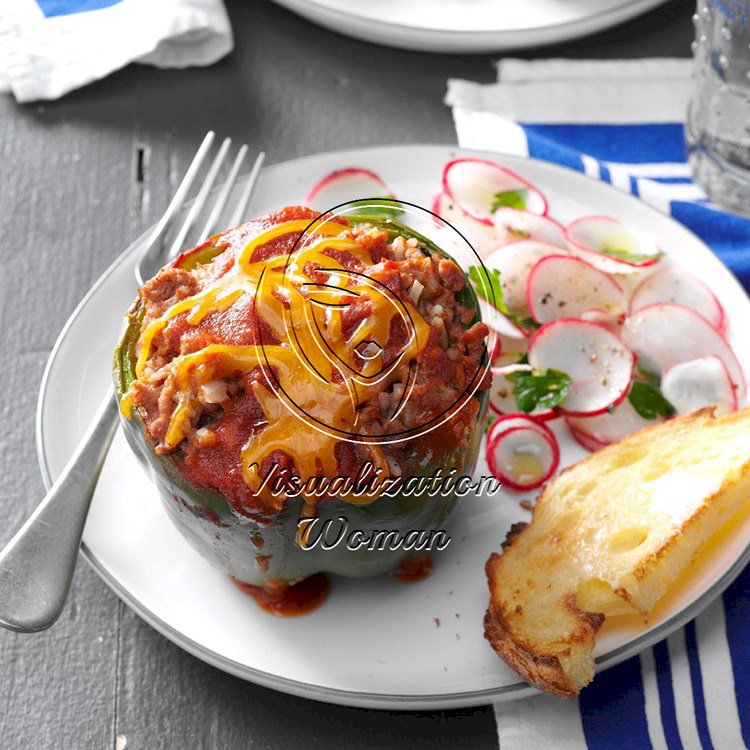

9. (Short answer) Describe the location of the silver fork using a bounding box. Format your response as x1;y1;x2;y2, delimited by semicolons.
0;132;265;633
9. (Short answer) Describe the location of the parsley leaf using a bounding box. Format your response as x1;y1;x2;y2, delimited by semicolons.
468;265;510;316
517;316;540;332
508;368;571;414
491;189;528;212
628;379;676;419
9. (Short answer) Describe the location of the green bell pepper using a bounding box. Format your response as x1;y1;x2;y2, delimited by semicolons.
113;213;488;588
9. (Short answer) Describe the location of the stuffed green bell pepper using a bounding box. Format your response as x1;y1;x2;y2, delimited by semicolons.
114;204;490;610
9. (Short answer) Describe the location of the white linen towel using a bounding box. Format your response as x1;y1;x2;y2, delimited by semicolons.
0;0;233;102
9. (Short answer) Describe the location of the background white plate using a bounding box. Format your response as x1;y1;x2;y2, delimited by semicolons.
37;145;750;710
269;0;670;54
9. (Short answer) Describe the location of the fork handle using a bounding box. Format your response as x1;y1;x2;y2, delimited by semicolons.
0;389;119;632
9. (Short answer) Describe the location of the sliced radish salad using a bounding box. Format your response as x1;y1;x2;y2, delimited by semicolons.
303;162;746;493
430;157;745;492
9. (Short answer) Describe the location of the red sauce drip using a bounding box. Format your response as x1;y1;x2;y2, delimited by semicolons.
390;553;434;583
230;573;330;616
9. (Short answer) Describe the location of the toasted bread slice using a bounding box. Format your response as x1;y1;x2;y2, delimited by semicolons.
485;407;750;698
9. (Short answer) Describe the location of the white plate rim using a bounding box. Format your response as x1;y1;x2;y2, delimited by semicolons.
268;0;671;54
36;144;750;710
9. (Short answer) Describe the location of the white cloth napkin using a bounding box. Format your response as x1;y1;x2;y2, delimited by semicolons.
0;0;233;102
447;58;693;150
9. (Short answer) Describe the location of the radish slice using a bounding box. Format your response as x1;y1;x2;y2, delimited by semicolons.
493;208;565;247
489;371;522;417
495;333;529;359
566;397;662;449
566;215;662;274
486;425;560;492
488;413;557;443
662;356;737;416
304;168;393;210
304;167;395;212
487;336;502;363
469;261;529;341
567;424;608;453
527;255;626;325
491;332;529;367
622;303;746;401
484;241;569;319
629;268;726;333
528;319;635;417
442;158;547;226
431;191;498;258
581;308;624;335
476;296;528;341
491;364;532;377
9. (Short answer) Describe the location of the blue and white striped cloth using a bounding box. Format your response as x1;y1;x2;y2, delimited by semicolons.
447;59;750;750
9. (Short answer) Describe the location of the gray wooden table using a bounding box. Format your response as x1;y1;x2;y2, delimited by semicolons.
0;1;694;747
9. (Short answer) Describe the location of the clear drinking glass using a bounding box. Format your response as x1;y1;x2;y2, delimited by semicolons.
687;1;750;216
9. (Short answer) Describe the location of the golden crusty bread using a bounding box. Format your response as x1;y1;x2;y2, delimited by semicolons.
484;407;750;698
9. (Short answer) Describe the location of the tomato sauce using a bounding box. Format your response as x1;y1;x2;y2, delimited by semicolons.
230;573;330;616
390;553;434;582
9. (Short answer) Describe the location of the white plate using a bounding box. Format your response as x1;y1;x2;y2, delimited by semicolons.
269;0;670;54
37;145;750;710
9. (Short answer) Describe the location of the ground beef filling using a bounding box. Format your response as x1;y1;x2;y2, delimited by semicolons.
129;206;490;511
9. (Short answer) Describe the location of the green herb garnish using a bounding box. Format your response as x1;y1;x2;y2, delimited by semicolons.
468;265;511;316
627;379;676;419
491;189;528;212
517;316;540;332
508;368;571;414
